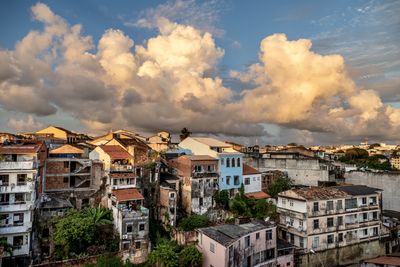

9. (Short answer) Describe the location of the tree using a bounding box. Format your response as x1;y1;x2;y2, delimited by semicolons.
84;206;113;226
179;246;202;267
268;176;293;198
214;190;229;210
0;239;13;257
179;214;209;231
287;142;298;146
179;128;192;141
148;243;179;267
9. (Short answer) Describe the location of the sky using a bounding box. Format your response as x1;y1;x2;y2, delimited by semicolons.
0;0;399;146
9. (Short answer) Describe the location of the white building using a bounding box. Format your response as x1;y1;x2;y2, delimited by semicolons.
242;164;262;194
0;142;46;261
277;185;385;252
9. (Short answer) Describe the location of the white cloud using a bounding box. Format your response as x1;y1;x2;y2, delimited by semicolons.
7;115;43;132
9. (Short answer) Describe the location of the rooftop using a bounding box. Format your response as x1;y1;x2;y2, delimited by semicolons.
112;188;144;202
245;191;271;200
191;137;231;148
335;185;382;196
364;256;400;266
41;196;73;209
199;221;273;247
100;145;132;160
182;155;217;161
49;144;83;154
0;141;44;154
281;187;348;201
243;164;261;175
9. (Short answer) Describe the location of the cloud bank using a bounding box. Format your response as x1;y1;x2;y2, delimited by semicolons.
0;3;399;143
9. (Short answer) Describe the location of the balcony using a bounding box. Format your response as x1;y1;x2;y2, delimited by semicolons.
192;171;219;178
0;221;32;234
0;182;34;193
0;203;34;212
110;164;134;172
0;161;36;170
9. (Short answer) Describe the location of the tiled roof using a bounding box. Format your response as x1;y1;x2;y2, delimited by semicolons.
243;164;260;175
285;187;348;200
364;256;400;266
100;145;132;159
335;185;382;196
49;144;83;154
112;188;144;201
0;142;43;154
245;191;271;200
110;172;135;178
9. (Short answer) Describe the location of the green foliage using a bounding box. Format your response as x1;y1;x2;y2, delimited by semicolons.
148;243;179;267
341;148;369;161
84;255;133;267
230;189;277;220
179;128;192;141
339;148;392;170
268;176;293;198
179;214;209;231
53;207;119;259
214;190;229;210
149;219;171;246
0;238;13;256
179;246;202;267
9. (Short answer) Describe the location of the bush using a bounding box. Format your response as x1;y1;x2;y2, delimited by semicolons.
179;214;209;231
214;190;229;210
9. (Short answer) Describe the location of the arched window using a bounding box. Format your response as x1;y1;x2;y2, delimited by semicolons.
231;158;235;167
237;158;241;167
226;158;230;167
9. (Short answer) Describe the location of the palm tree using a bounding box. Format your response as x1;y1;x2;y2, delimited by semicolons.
84;206;113;225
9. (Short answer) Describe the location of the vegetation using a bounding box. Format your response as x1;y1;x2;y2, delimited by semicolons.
268;176;293;198
339;148;392;170
214;190;229;210
179;246;203;267
85;255;133;267
178;214;209;231
0;239;13;257
287;142;298;146
179;128;192;141
53;206;119;259
148;241;202;267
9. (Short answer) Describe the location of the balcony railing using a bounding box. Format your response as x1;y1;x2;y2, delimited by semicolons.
0;161;36;170
0;203;34;212
110;164;134;172
192;171;219;178
0;182;34;193
0;221;32;234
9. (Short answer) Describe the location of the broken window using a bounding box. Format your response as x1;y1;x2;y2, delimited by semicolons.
0;175;9;186
327;234;334;244
126;224;133;233
313;219;319;229
139;223;145;231
338;233;343;242
313;202;319;212
199;198;203;206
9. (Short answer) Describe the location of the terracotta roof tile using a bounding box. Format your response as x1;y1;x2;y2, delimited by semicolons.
245;191;271;200
0;142;44;154
243;164;260;175
112;188;144;201
49;144;83;154
364;256;400;266
100;145;132;159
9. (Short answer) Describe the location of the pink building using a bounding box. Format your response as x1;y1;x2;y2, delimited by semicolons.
197;221;294;267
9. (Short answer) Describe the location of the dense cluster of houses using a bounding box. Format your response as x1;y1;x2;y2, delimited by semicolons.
0;126;400;267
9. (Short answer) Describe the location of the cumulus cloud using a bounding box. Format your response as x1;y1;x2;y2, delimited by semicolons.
7;115;43;132
0;2;399;143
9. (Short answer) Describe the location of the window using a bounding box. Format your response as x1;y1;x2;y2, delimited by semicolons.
327;234;334;244
221;158;224;165
362;197;367;205
338;233;343;242
363;229;368;236
231;158;235;167
327;201;334;211
245;236;250;247
312;237;319;248
313;219;319;229
256;232;260;240
15;193;25;203
0;175;9;186
372;211;378;220
244;178;250;185
337;216;343;226
237;158;241;167
210;243;215;253
370;196;377;205
327;217;334;227
13;236;23;248
289;200;294;207
126;224;133;233
337;200;343;210
199;198;203;206
207;165;214;172
289;219;294;226
139;223;145;231
17;174;27;185
42;228;49;238
362;213;368;221
135;241;141;249
226;158;230;167
345;198;357;209
299;237;304;248
13;213;24;225
313;202;319;212
234;176;239;185
299;220;303;227
226;176;231;185
266;229;272;240
265;248;275;260
373;227;378;236
282;199;286;205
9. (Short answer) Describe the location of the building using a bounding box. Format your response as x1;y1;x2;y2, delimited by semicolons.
179;137;244;197
147;131;171;152
243;164;262;194
196;221;293;267
34;126;81;144
390;157;400;170
0;141;47;264
362;255;400;267
111;188;149;264
277;185;389;266
169;155;219;215
261;171;286;194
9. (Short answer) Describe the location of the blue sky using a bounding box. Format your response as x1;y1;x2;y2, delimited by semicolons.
0;0;399;145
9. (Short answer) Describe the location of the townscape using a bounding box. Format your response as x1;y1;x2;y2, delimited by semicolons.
0;126;400;267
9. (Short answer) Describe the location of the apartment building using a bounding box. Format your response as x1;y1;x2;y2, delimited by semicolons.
197;220;293;267
277;185;384;252
169;155;219;215
0;141;47;264
179;137;244;197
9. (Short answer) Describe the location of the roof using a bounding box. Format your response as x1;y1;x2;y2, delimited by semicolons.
0;142;43;154
115;137;149;149
49;144;83;154
282;187;348;201
335;185;382;196
243;164;261;175
112;188;144;201
364;256;400;266
191;137;231;148
41;196;73;209
245;191;271;200
383;210;400;220
100;145;132;159
199;221;273;247
182;155;217;161
110;172;135;178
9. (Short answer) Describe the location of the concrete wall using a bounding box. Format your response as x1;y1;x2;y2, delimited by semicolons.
345;171;400;211
243;173;261;193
